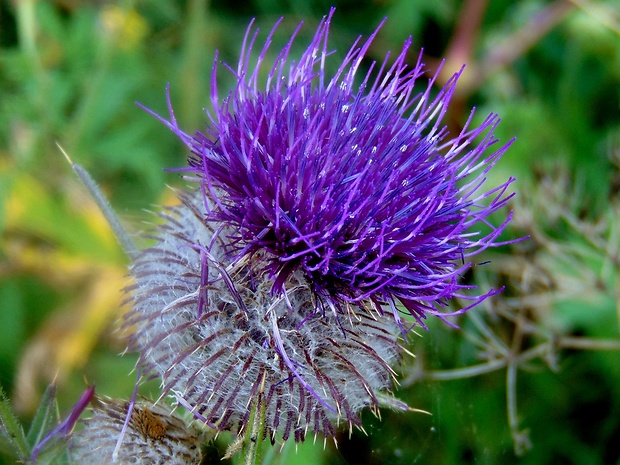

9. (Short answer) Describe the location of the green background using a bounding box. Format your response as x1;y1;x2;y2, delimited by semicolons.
1;0;619;464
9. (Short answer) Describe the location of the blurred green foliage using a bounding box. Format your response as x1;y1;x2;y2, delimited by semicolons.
1;0;619;464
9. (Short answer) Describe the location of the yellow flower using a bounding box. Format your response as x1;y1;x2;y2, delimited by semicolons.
100;5;148;51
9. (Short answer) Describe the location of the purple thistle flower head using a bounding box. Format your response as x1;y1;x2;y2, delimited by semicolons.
128;9;521;444
146;8;516;329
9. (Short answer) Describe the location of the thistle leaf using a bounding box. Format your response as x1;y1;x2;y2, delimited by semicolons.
0;384;29;460
26;384;60;449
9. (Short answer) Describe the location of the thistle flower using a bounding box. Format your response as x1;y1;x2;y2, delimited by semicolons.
70;398;202;465
129;8;516;444
144;8;515;330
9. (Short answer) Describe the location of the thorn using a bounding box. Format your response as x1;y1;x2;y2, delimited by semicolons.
400;346;416;358
409;407;432;415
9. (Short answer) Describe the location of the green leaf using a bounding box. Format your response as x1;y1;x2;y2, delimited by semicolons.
0;384;29;460
26;384;60;449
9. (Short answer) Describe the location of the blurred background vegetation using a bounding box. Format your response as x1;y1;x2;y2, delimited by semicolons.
0;0;619;464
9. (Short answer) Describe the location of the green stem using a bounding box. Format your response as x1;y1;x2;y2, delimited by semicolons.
243;401;265;465
242;375;267;465
425;336;620;382
506;361;531;455
425;357;509;381
559;337;620;351
179;0;211;130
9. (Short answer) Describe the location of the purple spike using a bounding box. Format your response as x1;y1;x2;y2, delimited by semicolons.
31;385;95;462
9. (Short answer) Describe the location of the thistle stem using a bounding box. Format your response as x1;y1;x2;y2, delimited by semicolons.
242;373;267;465
424;336;620;381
